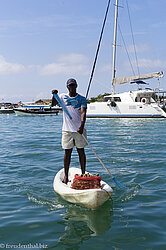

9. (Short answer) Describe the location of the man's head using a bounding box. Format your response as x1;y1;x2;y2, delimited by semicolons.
66;78;78;87
66;78;78;96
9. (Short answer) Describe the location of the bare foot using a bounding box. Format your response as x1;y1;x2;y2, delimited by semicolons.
62;176;68;184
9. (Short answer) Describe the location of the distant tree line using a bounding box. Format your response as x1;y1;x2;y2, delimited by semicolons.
87;93;111;103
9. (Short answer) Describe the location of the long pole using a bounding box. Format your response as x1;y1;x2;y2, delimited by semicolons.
112;0;119;95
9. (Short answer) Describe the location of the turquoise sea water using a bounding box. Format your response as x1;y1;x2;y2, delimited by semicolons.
0;113;166;250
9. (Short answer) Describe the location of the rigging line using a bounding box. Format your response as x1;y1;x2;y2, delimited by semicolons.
85;0;111;99
118;23;135;76
126;0;140;76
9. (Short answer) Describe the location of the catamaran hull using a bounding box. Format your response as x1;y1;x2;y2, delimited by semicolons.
53;168;113;209
87;114;164;118
87;101;166;118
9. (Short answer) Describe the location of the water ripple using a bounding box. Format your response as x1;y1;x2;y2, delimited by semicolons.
0;115;166;249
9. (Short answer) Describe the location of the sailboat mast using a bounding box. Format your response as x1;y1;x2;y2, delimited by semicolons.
112;0;119;95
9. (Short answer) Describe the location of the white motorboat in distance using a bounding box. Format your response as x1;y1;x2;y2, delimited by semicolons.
0;103;14;114
14;107;59;116
53;168;113;209
0;107;14;114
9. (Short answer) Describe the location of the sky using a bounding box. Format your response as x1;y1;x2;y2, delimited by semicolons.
0;0;166;103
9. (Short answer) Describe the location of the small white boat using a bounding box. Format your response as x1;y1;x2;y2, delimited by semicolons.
53;167;113;209
13;107;59;116
0;107;14;114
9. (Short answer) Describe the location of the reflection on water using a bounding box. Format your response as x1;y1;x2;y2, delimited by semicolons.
64;201;113;236
53;198;113;248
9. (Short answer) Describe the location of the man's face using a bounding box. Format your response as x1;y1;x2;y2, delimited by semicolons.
67;84;77;93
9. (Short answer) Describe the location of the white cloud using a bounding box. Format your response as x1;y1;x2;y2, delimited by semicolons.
0;56;25;74
0;15;100;36
0;53;89;76
58;54;88;64
39;53;89;76
138;58;166;69
152;21;166;29
27;64;41;72
127;44;149;53
100;64;112;73
100;57;166;78
119;57;166;77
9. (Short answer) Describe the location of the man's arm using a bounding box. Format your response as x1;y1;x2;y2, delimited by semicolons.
77;107;87;134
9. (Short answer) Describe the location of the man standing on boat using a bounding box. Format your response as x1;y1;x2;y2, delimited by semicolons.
52;78;87;184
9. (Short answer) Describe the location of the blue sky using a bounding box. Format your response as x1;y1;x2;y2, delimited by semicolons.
0;0;165;103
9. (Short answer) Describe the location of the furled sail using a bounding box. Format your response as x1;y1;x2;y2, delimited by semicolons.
112;71;164;86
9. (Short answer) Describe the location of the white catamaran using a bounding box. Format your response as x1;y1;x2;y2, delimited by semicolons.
87;0;166;118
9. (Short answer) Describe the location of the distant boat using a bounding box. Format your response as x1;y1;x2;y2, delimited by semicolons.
23;104;62;111
0;106;14;114
0;103;14;114
14;107;59;116
86;0;166;118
